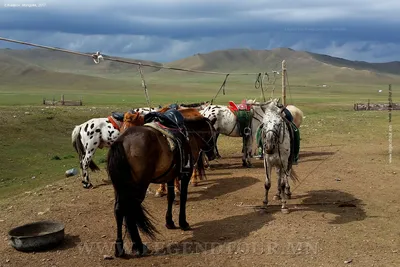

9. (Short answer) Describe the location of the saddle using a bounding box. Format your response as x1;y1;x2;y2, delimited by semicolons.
111;112;125;122
228;100;253;137
281;114;300;167
144;109;193;175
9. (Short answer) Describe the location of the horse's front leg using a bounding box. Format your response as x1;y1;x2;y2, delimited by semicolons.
263;158;272;206
165;179;177;229
284;172;292;199
242;135;253;168
273;168;282;200
155;183;167;197
280;173;289;213
179;174;191;230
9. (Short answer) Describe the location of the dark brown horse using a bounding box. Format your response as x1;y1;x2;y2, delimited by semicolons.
107;115;217;257
120;108;213;196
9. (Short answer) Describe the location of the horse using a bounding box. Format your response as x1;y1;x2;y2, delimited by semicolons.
285;104;303;129
260;99;299;213
200;99;266;167
71;107;161;189
107;114;217;257
254;102;304;161
120;108;216;197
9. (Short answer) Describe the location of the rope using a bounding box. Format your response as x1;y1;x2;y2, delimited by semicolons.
0;36;278;76
138;63;151;107
254;72;266;102
285;69;294;104
210;74;230;104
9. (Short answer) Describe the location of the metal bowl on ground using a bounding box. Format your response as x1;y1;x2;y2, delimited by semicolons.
8;220;65;252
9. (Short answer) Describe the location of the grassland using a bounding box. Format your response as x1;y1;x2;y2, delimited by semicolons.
0;47;399;199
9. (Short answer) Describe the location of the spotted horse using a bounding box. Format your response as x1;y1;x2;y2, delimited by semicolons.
200;99;265;167
71;112;129;188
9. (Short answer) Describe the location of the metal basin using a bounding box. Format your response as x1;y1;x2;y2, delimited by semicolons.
8;220;65;252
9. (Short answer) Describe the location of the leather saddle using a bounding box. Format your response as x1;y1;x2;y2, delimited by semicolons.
111;112;125;122
144;109;193;175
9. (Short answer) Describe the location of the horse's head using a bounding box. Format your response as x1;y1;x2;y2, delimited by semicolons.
185;116;218;161
262;107;283;154
120;112;144;133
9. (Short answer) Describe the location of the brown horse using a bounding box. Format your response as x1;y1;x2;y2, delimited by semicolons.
107;114;217;257
120;108;214;196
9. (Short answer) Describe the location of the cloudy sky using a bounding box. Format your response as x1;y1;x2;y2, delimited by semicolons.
1;0;399;63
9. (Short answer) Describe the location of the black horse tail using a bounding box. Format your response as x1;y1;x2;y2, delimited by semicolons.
71;126;100;172
107;140;158;239
197;151;207;181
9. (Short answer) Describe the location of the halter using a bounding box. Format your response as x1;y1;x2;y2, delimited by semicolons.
262;112;291;177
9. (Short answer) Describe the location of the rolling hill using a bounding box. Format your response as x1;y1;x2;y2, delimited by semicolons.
0;47;399;88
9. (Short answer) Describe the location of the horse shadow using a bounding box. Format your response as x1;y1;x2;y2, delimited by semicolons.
188;176;259;202
300;151;336;159
151;210;274;256
290;189;367;225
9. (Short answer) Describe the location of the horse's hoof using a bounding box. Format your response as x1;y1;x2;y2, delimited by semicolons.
83;183;93;189
165;222;177;229
263;200;268;205
192;182;198;187
155;191;166;197
281;208;290;214
114;242;125;258
134;244;149;257
175;191;181;197
285;194;292;200
180;223;191;231
216;155;222;159
273;195;281;201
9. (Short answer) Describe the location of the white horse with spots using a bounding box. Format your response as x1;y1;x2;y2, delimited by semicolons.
260;99;299;213
200;99;270;167
71;107;160;189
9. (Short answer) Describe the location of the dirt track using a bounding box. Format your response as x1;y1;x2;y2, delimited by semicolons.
1;141;399;267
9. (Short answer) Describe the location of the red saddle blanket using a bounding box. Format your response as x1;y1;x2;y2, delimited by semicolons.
228;100;251;113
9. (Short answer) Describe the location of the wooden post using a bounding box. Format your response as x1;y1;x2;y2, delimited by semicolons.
367;99;370;110
61;94;65;105
282;60;287;106
388;84;392;163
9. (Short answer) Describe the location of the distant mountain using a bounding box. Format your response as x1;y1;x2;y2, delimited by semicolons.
0;47;399;87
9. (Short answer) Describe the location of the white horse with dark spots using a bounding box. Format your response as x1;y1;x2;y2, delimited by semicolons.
200;99;269;167
260;99;299;213
71;107;159;189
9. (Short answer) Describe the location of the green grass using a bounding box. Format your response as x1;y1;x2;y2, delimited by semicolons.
0;71;399;199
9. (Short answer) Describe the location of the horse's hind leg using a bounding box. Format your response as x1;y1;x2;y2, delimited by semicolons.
174;178;181;196
155;184;167;197
165;179;177;229
114;194;125;257
81;152;93;189
215;133;222;158
179;175;191;230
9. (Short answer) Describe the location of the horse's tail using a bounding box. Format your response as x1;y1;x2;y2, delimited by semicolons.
289;168;300;183
71;125;100;172
107;140;158;239
196;151;207;181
